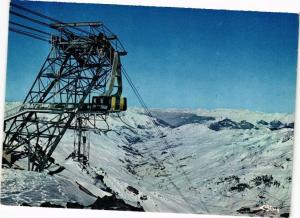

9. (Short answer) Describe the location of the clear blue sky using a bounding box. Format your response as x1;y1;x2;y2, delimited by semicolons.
5;0;299;113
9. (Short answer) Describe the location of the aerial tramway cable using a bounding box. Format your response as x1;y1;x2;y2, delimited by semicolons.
7;4;208;213
10;11;52;28
10;21;51;36
9;27;50;42
11;2;90;35
121;68;210;213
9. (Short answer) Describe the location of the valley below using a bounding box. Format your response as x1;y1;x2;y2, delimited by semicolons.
1;105;294;217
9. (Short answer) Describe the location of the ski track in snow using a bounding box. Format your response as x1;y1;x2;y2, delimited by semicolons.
1;104;294;216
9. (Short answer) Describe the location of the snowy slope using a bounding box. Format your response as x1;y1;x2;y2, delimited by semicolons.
1;107;294;217
1;168;95;206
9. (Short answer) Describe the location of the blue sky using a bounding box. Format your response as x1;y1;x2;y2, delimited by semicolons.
5;0;299;113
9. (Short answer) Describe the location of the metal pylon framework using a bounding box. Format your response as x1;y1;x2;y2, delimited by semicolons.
3;22;127;171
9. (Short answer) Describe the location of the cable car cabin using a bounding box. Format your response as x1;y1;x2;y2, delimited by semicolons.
79;96;127;113
91;96;127;113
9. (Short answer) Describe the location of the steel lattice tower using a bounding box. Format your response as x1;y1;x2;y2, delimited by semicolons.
3;22;127;171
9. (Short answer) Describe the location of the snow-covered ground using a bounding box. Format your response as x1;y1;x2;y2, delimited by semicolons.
1;106;294;217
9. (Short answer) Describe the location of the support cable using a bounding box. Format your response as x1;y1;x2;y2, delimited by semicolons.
10;10;52;28
9;27;50;42
10;21;51;36
11;3;89;35
122;68;210;213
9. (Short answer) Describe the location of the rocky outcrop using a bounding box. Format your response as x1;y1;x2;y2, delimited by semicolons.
66;202;85;209
257;120;268;125
269;120;284;130
208;118;255;131
91;194;144;211
209;118;294;131
32;196;143;211
40;202;64;208
127;186;139;195
239;120;255;129
269;120;294;131
237;206;280;217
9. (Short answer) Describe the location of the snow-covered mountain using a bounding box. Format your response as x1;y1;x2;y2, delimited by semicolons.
1;106;294;217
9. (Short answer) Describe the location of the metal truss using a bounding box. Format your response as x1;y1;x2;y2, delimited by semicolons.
3;22;127;171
